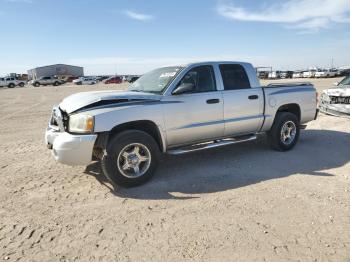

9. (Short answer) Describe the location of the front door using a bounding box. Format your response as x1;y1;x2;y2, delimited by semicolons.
163;65;224;147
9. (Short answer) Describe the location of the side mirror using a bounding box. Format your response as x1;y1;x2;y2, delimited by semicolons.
334;82;339;86
173;83;195;95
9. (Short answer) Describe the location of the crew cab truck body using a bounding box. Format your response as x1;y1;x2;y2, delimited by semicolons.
45;61;318;187
0;77;26;88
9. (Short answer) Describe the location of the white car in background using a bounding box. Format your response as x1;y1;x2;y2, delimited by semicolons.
73;77;97;85
268;71;281;79
315;69;338;78
319;76;350;117
292;71;303;78
0;77;26;88
302;69;317;78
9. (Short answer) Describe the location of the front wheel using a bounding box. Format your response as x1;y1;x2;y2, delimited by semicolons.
101;130;160;187
8;83;15;88
268;112;300;151
19;82;25;87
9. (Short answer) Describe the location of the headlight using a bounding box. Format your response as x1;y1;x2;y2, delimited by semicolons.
68;114;94;133
321;93;330;103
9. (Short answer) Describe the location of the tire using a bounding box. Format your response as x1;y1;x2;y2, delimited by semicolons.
53;81;59;86
19;82;25;87
101;130;160;187
8;83;15;88
34;82;40;87
267;112;300;151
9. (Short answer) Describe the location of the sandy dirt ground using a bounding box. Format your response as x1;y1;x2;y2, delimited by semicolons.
0;78;349;262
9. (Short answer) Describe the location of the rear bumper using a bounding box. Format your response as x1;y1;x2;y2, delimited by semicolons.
45;128;97;166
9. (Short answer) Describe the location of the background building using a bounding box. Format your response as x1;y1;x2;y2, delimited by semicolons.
27;64;84;80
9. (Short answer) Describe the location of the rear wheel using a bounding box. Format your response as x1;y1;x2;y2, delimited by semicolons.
101;130;160;187
268;112;300;151
34;82;40;87
19;82;25;87
53;81;59;86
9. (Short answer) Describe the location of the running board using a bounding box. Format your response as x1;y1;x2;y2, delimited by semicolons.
167;135;257;155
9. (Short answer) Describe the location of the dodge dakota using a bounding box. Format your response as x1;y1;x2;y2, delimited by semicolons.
45;61;318;187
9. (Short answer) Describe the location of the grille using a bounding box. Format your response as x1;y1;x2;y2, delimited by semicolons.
329;96;350;104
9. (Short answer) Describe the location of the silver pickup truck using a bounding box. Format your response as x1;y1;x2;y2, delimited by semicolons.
46;61;318;187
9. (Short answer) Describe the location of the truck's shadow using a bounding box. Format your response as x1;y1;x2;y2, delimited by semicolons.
85;129;350;200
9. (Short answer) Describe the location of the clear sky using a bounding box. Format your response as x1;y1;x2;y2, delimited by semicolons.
0;0;350;75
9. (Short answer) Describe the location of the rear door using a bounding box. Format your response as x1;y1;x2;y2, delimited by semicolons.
219;64;264;136
163;65;224;147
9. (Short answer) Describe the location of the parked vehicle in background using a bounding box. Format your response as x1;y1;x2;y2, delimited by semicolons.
280;71;293;79
292;71;303;78
129;76;139;83
303;69;317;78
104;76;123;84
319;76;350;117
59;75;79;83
30;76;64;87
0;77;26;88
268;71;281;79
125;75;140;82
96;76;110;82
73;77;97;85
315;69;338;78
257;71;269;79
45;61;318;187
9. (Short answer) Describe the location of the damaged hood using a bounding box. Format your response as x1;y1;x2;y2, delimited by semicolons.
59;90;162;114
322;86;350;97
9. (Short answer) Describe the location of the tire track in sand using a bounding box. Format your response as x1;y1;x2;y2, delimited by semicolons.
0;94;22;111
0;94;46;121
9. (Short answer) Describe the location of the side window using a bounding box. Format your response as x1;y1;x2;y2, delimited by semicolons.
178;65;216;93
219;64;251;90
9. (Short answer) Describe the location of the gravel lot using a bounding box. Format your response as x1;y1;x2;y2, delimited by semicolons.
0;78;349;261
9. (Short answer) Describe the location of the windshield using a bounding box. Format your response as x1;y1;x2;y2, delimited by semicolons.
128;66;183;94
339;76;350;86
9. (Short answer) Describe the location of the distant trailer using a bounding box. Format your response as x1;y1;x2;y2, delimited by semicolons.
27;64;84;80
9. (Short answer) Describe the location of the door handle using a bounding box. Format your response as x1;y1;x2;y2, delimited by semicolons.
206;99;220;104
248;95;259;100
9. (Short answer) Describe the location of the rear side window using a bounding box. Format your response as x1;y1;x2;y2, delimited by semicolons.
219;64;251;90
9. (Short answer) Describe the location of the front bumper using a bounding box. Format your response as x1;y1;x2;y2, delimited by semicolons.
45;128;97;166
319;104;350;118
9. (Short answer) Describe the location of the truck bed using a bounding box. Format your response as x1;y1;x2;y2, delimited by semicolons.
263;82;312;88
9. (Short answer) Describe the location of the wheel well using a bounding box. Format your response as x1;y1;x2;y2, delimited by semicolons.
108;120;164;151
276;104;301;121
